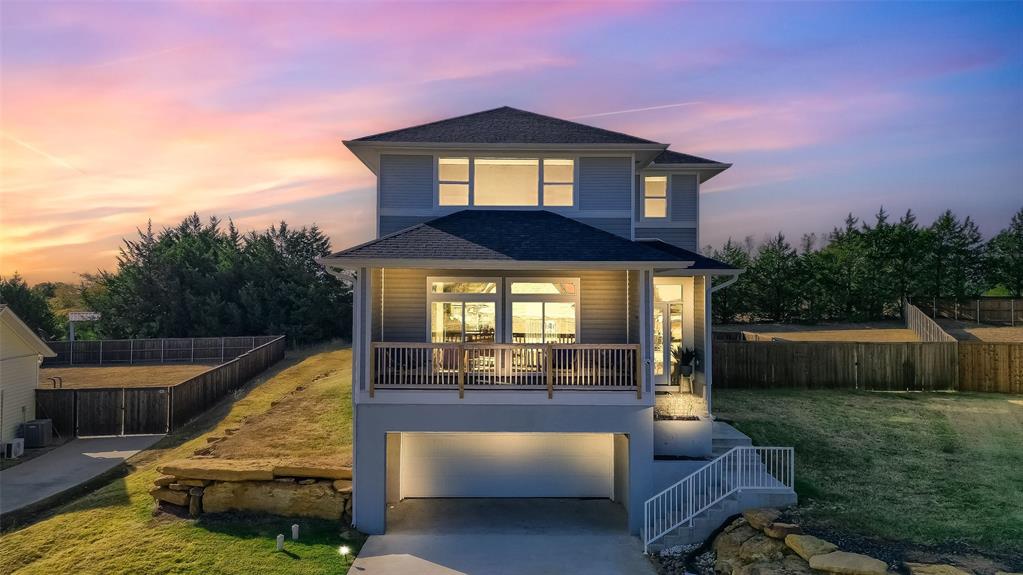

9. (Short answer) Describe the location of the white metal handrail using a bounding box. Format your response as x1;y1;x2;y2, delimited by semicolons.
643;446;794;552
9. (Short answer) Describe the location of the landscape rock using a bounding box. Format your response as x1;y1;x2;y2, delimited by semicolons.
272;463;352;480
153;474;176;487
274;478;296;483
332;479;352;493
785;534;838;561
189;492;202;517
149;487;189;507
809;551;887;575
157;459;274;482
905;564;972;575
202;480;344;520
297;478;317;485
764;522;803;539
168;483;190;491
176;479;211;487
734;556;814;575
714;523;759;560
743;508;783;531
738;533;788;562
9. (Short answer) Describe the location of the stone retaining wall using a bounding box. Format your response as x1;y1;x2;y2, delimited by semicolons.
150;459;352;522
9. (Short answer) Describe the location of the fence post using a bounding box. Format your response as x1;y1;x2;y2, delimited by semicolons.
977;299;981;325
99;340;103;365
120;388;126;436
221;338;225;363
161;339;165;363
1013;300;1016;327
130;339;134;365
251;336;255;351
70;339;74;366
190;339;195;363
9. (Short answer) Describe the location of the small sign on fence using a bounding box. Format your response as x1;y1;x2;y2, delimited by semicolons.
69;311;101;322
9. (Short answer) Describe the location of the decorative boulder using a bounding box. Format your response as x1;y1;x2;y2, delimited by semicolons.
738;533;788;562
333;479;352;493
785;534;838;561
202;480;345;520
764;522;802;539
153;475;176;487
743;508;782;531
809;551;888;575
272;463;352;480
905;564;973;575
157;459;274;482
149;487;189;507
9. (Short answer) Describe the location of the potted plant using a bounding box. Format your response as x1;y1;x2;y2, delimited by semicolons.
670;346;696;386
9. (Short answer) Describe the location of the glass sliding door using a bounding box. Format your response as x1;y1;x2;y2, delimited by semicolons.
653;292;684;387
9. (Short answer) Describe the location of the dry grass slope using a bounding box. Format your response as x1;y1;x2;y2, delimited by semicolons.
39;365;213;389
2;343;358;575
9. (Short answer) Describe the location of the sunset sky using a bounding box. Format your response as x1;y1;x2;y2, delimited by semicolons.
1;1;1021;283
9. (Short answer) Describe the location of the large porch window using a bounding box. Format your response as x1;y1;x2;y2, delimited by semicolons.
507;279;579;344
428;278;498;343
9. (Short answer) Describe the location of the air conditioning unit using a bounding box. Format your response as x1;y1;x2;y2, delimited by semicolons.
19;419;53;448
3;438;25;459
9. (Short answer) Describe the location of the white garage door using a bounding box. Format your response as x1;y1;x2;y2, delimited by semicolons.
400;433;613;499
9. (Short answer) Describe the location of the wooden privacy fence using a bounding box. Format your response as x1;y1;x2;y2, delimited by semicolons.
924;297;1023;326
713;341;1022;394
42;336;279;367
35;336;286;438
903;300;956;342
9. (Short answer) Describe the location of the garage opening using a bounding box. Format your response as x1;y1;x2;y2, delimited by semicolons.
388;432;629;502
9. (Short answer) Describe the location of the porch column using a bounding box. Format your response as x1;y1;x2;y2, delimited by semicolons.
639;269;654;396
703;277;713;417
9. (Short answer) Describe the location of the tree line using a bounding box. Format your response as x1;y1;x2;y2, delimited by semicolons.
707;207;1023;324
0;214;352;345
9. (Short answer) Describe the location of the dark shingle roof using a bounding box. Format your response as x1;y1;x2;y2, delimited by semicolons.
652;149;724;165
351;106;662;145
327;211;695;264
638;240;739;271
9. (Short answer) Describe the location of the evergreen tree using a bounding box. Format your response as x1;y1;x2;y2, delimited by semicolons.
986;207;1023;296
0;274;59;339
747;233;801;322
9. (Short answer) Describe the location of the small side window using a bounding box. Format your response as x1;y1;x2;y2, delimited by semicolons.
643;176;667;219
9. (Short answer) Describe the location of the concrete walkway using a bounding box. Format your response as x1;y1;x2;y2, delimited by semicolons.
349;499;656;575
0;435;163;515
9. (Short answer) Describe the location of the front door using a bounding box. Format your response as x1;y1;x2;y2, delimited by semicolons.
653;302;683;386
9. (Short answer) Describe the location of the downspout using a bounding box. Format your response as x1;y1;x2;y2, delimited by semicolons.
706;270;742;418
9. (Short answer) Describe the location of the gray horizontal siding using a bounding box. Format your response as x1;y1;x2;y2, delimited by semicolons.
378;268;630;344
379;215;434;236
574;217;631;239
634;227;697;251
670;174;698;222
578;157;631;211
379;154;433;210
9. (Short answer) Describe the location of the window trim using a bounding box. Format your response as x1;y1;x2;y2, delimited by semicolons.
426;276;502;343
641;175;670;221
504;277;581;344
435;154;579;209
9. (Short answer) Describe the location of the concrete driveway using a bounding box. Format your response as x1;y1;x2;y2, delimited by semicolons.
0;435;163;516
348;499;656;575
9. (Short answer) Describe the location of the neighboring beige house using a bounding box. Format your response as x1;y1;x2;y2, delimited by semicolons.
0;305;56;447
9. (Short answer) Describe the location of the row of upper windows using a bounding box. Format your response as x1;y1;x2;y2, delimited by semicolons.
438;157;575;207
434;156;673;220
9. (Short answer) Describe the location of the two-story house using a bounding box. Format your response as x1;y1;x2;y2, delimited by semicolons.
321;107;794;551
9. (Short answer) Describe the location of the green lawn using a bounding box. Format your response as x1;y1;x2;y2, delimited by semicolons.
0;344;359;575
714;389;1023;555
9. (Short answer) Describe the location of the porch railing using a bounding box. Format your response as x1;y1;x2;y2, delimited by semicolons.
369;342;642;399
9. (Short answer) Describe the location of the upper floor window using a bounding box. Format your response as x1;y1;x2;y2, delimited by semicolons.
438;157;575;208
438;158;470;206
643;176;668;219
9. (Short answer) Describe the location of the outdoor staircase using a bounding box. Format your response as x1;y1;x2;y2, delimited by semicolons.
644;445;797;553
711;421;753;456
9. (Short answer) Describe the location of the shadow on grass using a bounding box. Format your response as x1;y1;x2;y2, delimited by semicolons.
193;511;366;560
